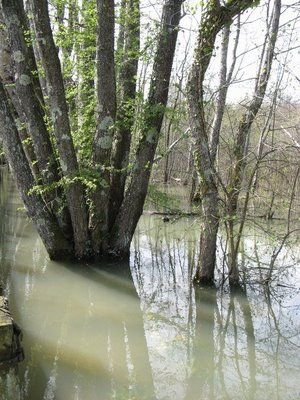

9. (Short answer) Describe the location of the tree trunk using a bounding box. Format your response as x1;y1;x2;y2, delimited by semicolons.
109;0;140;228
110;0;184;257
226;0;281;284
0;1;72;239
194;188;219;284
0;82;72;259
29;0;90;258
89;0;116;254
187;0;258;285
0;1;58;184
227;0;281;216
0;15;38;177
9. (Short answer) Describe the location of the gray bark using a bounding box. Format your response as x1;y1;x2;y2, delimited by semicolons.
90;0;116;254
0;0;59;185
77;0;96;143
209;17;241;165
194;189;220;284
187;0;259;285
227;0;281;217
29;0;90;258
0;22;37;177
109;0;140;229
111;0;184;256
0;0;72;239
0;82;72;259
226;0;281;285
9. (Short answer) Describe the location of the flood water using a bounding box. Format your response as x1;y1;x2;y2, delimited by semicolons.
0;169;300;400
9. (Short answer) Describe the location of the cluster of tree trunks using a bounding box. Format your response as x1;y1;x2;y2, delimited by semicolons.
0;0;184;261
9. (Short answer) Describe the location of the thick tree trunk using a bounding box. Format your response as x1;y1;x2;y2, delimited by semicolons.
90;0;116;254
0;1;59;184
194;188;219;284
0;82;72;259
29;0;90;258
110;0;184;257
109;0;140;229
0;14;38;178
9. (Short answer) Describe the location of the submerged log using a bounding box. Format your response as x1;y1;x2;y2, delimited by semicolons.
0;297;23;364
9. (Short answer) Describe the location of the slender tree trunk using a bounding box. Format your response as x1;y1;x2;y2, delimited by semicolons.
110;0;184;257
0;82;72;259
189;169;198;203
89;0;116;254
57;0;78;130
109;0;140;229
184;142;194;186
227;0;281;216
29;0;90;258
162;76;184;185
163;122;171;184
77;0;96;146
187;0;258;285
226;0;281;285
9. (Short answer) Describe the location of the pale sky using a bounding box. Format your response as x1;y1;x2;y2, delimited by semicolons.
138;0;300;104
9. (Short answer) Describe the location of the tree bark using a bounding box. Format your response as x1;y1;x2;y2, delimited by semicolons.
89;0;116;254
109;0;140;229
210;14;241;164
226;0;281;285
29;0;90;258
110;0;184;257
0;0;72;239
195;189;220;284
0;0;59;185
187;0;259;285
0;82;72;259
0;21;37;177
227;0;281;216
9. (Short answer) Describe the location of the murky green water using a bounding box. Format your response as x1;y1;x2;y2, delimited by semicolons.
0;169;300;400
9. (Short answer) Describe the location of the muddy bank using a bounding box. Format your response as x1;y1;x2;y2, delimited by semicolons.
0;297;23;364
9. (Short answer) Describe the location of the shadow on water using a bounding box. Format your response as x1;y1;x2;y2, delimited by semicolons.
20;262;155;400
0;169;300;400
63;261;155;400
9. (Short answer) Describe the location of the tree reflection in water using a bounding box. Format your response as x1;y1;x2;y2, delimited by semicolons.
132;216;300;400
0;171;300;400
185;287;217;400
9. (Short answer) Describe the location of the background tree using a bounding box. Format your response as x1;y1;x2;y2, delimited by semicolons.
187;0;261;285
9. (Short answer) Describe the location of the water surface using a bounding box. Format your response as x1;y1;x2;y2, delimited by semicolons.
0;169;299;400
